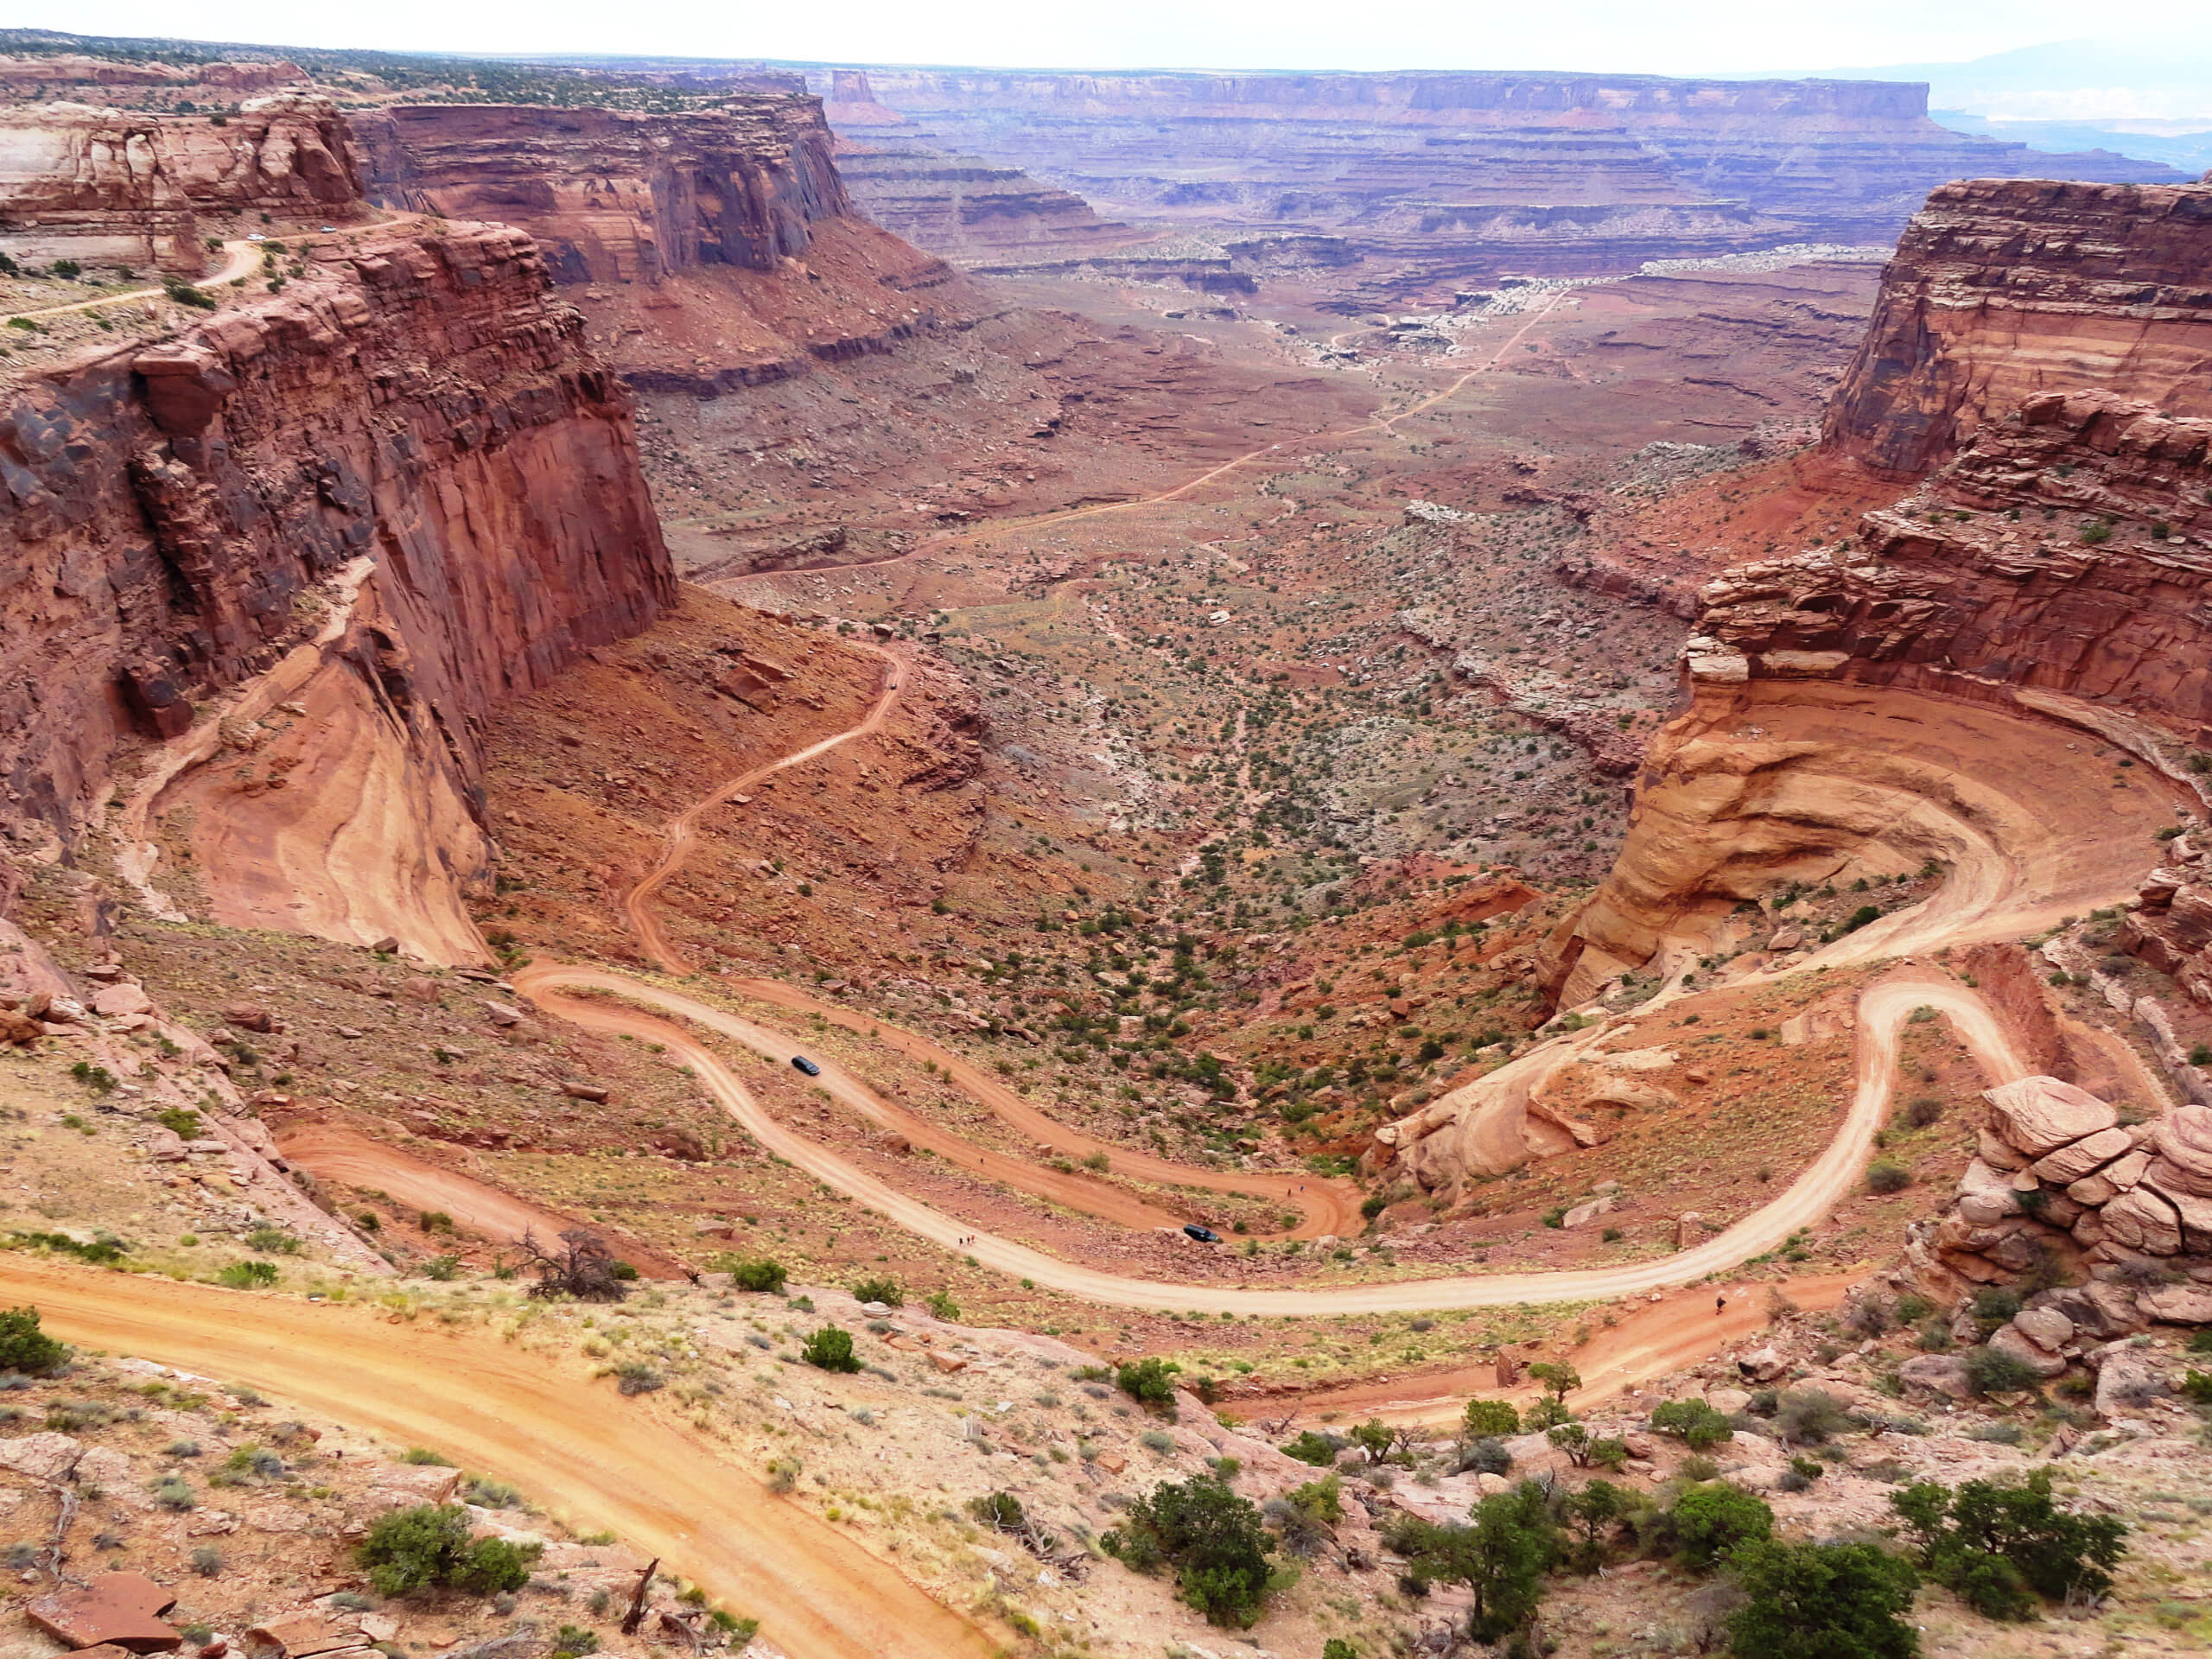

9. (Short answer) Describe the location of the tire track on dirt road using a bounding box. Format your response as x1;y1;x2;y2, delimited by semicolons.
0;1258;998;1659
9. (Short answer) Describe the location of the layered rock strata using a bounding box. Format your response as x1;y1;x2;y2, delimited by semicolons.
349;101;958;392
1822;178;2212;477
1540;391;2211;1004
809;69;2181;292
0;221;671;961
352;101;850;284
831;140;1130;260
0;93;360;271
1902;1079;2212;1374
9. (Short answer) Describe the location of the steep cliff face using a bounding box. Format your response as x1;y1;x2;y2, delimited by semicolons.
0;221;672;962
1822;179;2212;478
350;101;960;393
831;141;1130;259
353;101;850;283
0;93;361;271
1537;391;2210;1007
810;68;2183;292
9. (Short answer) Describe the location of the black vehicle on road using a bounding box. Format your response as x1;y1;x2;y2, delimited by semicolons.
1183;1224;1220;1243
791;1056;823;1077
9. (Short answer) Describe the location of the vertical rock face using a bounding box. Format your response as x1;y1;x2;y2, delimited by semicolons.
351;101;853;284
1822;179;2212;478
0;93;362;271
0;222;672;960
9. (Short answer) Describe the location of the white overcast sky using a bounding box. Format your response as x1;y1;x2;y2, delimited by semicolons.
0;0;2198;77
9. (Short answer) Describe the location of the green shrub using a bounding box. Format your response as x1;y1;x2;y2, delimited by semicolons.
1286;1474;1342;1525
1726;1538;1919;1658
1773;1388;1852;1445
1102;1476;1281;1628
849;1275;902;1307
1649;1399;1733;1451
1116;1356;1181;1408
0;1307;67;1376
967;1491;1027;1530
1962;1344;2038;1397
925;1288;960;1321
1322;1642;1357;1659
728;1258;786;1295
358;1504;540;1596
613;1362;663;1395
1865;1160;1911;1194
801;1326;860;1373
1666;1483;1772;1573
1385;1482;1559;1641
1891;1470;2126;1615
216;1261;278;1289
157;1107;202;1138
1281;1430;1343;1467
1463;1397;1520;1437
550;1624;599;1659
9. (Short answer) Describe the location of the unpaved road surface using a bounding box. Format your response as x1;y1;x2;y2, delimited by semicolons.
518;969;2019;1315
0;1257;997;1659
623;645;904;976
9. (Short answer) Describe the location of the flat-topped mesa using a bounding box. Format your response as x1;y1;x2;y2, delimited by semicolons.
1822;178;2212;479
814;67;2181;287
351;100;855;284
0;92;361;273
0;221;671;963
831;141;1131;259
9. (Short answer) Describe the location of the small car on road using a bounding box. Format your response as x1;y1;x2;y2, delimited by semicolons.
1183;1224;1221;1243
791;1055;823;1077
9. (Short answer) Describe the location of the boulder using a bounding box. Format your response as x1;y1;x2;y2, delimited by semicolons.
0;1431;86;1481
2067;1147;2149;1206
91;982;153;1018
2033;1281;2144;1342
1974;1128;2028;1172
1955;1159;2020;1225
27;1573;180;1652
2137;1282;2212;1324
1735;1344;1787;1382
2032;1126;2134;1185
1896;1355;1973;1401
560;1081;611;1103
1705;1387;1752;1416
1987;1324;2069;1379
1983;1077;2117;1157
245;1613;367;1659
223;1002;277;1033
2101;1186;2183;1255
2011;1306;2074;1352
1560;1194;1621;1228
2140;1173;2212;1244
2088;1342;2171;1419
2150;1104;2212;1197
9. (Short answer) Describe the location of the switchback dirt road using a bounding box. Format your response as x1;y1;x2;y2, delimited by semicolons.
518;968;2021;1316
0;1257;997;1659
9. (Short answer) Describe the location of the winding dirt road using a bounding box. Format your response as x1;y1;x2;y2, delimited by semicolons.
518;967;2021;1315
623;644;905;976
0;1257;995;1659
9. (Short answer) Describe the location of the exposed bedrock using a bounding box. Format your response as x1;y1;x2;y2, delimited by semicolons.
351;100;852;284
0;92;362;271
348;101;961;393
809;68;2181;291
0;222;671;962
1822;178;2212;478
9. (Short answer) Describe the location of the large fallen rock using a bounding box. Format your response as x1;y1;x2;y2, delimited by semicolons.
1987;1322;2069;1378
1896;1354;1974;1400
2150;1104;2212;1195
28;1573;181;1652
1983;1077;2117;1157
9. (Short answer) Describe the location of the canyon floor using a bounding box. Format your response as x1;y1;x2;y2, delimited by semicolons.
11;231;2212;1659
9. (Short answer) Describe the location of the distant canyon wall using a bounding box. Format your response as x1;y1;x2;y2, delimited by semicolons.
0;222;671;961
1822;179;2212;479
0;92;361;271
350;99;855;284
810;67;2183;292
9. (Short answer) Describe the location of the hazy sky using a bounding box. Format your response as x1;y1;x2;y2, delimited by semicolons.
3;0;2200;77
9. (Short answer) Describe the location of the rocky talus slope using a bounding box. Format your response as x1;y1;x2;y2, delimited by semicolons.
0;220;671;963
0;91;361;270
1822;178;2212;478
